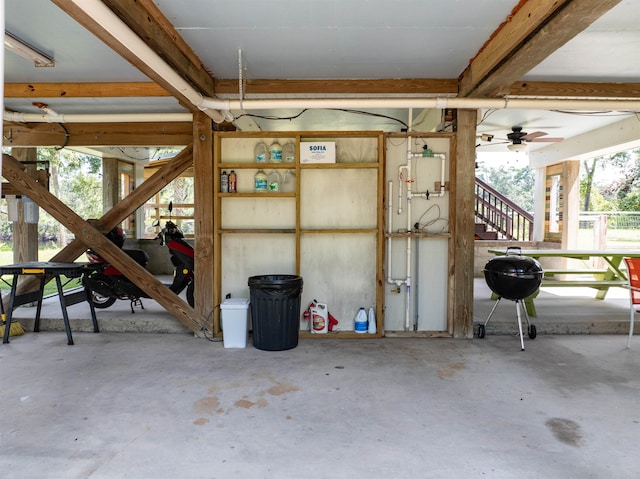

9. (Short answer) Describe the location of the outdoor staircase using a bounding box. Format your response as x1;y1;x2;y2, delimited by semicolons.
475;177;533;241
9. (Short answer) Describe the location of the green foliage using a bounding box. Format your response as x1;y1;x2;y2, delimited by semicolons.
581;148;640;212
476;162;534;211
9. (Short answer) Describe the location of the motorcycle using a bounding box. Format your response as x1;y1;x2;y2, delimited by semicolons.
83;203;195;311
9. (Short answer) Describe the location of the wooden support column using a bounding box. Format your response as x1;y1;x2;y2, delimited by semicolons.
11;148;38;264
102;157;119;214
450;109;477;339
192;112;215;323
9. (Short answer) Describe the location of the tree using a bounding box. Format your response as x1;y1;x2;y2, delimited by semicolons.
475;162;534;211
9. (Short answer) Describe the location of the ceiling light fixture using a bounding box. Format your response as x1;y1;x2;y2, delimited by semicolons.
507;143;528;153
4;31;54;67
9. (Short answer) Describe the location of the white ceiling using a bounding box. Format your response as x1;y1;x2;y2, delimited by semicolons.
4;0;640;159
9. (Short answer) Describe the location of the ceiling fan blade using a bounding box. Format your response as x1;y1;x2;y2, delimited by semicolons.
529;137;564;142
521;131;547;141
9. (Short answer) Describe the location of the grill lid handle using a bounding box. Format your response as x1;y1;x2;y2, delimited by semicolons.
506;246;522;256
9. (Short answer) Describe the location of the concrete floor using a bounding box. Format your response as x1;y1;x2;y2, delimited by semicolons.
1;280;638;478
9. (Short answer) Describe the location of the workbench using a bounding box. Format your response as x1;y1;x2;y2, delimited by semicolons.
1;262;99;345
487;249;639;317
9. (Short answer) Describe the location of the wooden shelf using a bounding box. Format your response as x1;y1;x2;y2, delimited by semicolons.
218;162;296;169
218;192;296;198
385;232;451;238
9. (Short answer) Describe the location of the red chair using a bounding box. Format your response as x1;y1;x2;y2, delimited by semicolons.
624;257;640;348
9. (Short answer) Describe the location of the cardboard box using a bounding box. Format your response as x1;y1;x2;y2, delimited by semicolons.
300;141;336;163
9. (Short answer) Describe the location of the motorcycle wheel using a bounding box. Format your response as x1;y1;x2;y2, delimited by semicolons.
90;290;117;309
186;281;194;308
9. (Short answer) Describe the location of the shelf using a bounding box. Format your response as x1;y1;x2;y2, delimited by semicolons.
385;232;451;238
299;331;383;339
300;162;378;169
218;192;296;198
301;228;377;234
218;228;296;234
218;162;296;169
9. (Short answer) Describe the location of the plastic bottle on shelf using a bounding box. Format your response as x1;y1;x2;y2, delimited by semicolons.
354;307;367;333
282;169;296;193
220;170;229;193
254;169;268;192
267;170;281;192
282;141;296;163
228;170;237;193
255;141;268;163
269;140;283;163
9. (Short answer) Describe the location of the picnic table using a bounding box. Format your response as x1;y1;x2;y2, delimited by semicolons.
486;249;639;317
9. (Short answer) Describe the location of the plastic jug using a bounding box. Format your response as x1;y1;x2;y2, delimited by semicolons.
254;169;268;192
267;170;281;192
255;141;268;163
283;141;296;163
368;307;377;334
310;302;329;334
269;140;283;163
354;307;367;333
282;169;296;193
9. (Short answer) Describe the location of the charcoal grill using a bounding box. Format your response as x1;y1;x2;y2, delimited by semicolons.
480;246;543;350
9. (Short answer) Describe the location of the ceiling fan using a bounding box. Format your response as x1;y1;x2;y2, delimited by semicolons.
505;126;564;152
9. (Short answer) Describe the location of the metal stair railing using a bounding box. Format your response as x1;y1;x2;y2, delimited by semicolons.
475;177;533;241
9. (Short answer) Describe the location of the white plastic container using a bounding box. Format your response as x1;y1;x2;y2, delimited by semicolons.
254;169;268;192
267;170;281;192
255;141;268;163
220;298;250;348
354;307;367;333
368;307;377;334
269;140;283;163
310;302;328;334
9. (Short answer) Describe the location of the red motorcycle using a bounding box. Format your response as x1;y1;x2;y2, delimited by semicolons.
83;203;195;311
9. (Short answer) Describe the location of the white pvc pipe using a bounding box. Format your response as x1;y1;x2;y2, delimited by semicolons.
65;0;225;123
3;111;193;123
201;96;640;113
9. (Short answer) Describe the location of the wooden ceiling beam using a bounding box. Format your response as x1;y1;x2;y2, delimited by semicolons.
3;121;192;147
459;0;623;98
4;82;169;98
51;0;213;111
101;0;215;97
508;81;640;99
214;78;459;96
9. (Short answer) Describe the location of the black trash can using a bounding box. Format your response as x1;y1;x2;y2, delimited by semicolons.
248;274;303;351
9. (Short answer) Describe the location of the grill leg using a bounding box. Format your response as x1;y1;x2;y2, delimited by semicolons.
484;297;501;326
515;300;525;351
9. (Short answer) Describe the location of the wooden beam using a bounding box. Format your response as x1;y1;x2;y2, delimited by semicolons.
450;109;476;339
51;0;208;111
3;121;192;147
214;78;459;96
2;151;207;334
4;82;169;98
102;0;215;96
5;146;193;305
460;0;622;97
509;81;640;99
192;112;215;325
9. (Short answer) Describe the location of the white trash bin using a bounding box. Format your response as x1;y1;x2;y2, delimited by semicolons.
220;298;249;348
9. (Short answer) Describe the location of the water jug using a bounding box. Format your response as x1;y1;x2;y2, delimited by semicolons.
282;141;296;163
354;307;367;333
254;169;268;192
269;140;283;163
255;141;268;163
267;170;281;192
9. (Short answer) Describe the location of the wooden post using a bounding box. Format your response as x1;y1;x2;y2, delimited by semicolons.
102;157;119;214
450;109;476;339
192;112;215;325
11;149;39;264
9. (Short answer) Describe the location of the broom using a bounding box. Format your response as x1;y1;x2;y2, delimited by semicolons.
0;313;25;337
0;296;25;337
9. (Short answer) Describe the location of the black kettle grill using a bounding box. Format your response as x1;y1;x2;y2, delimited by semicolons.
480;246;543;350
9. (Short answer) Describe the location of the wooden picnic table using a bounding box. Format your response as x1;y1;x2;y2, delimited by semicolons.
486;248;640;317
